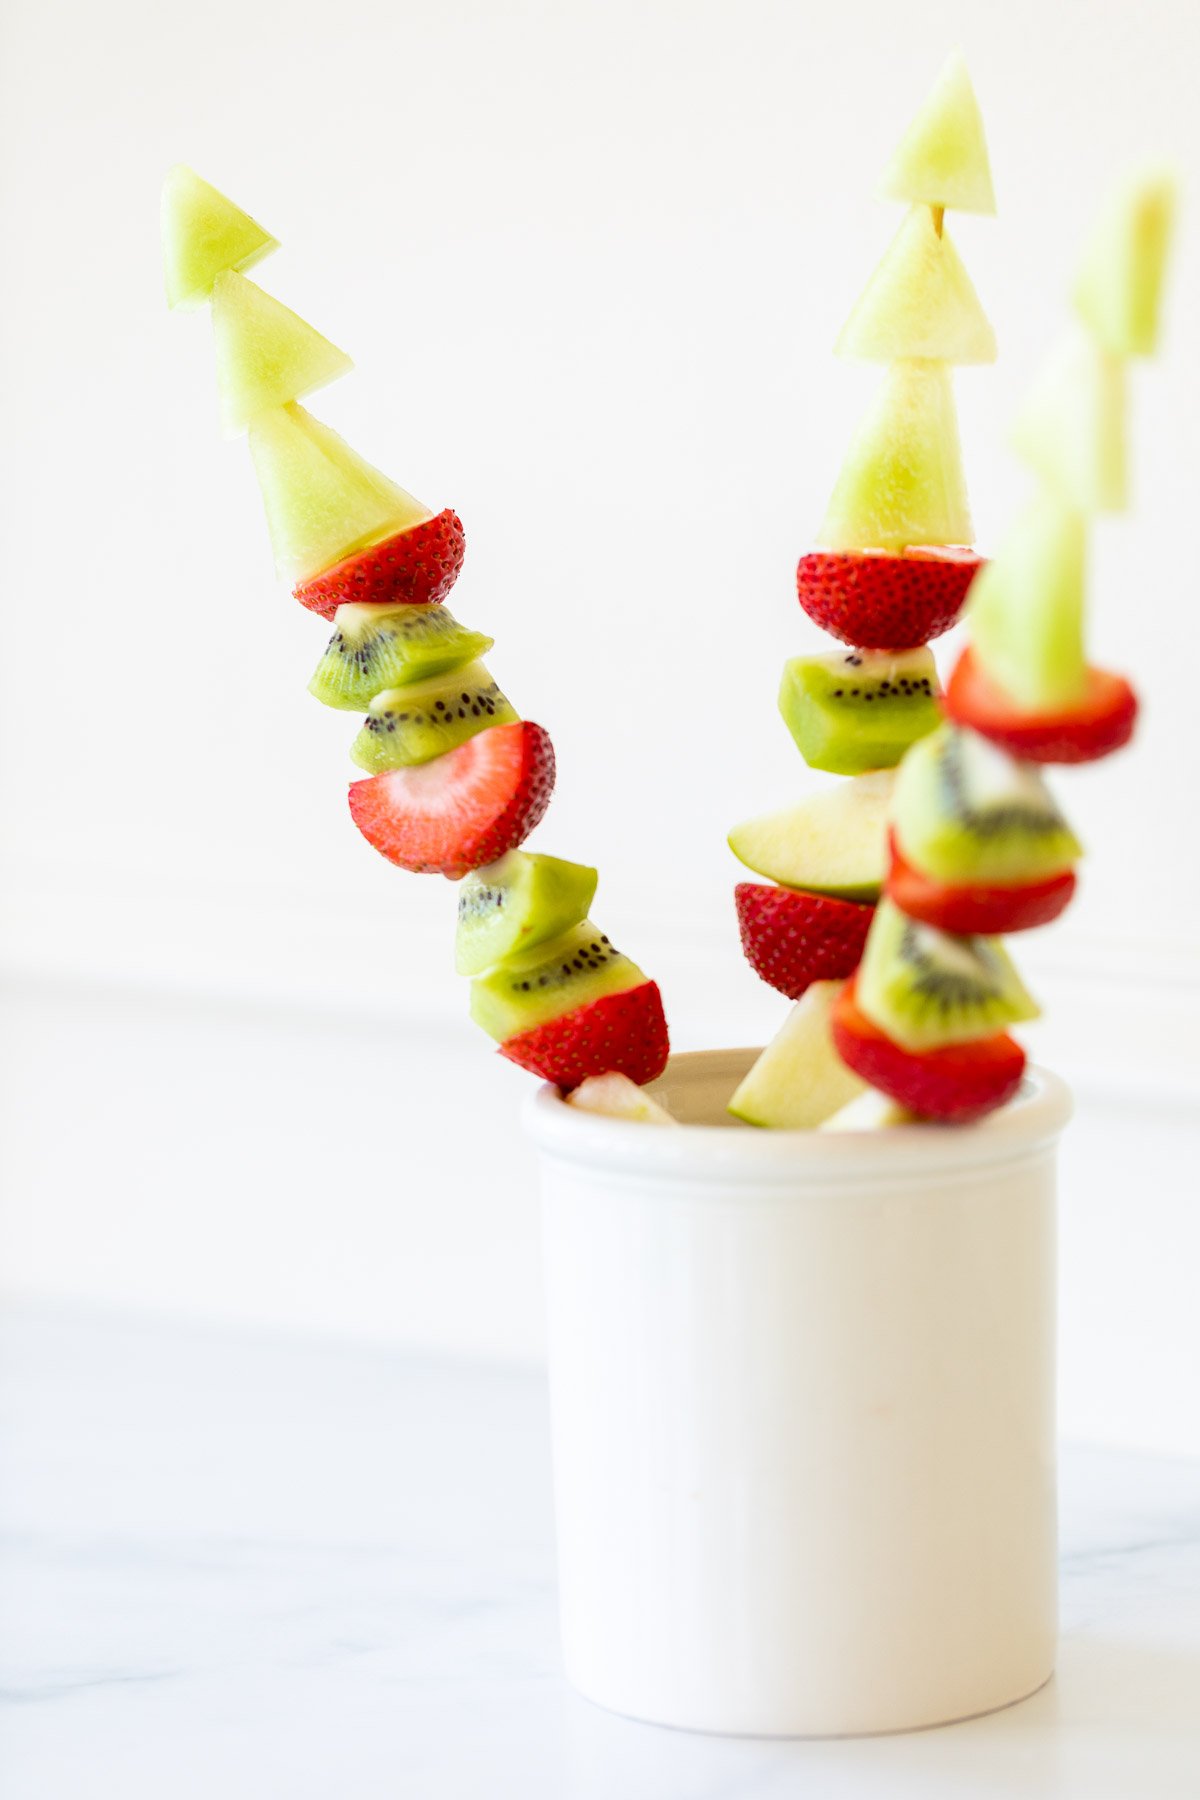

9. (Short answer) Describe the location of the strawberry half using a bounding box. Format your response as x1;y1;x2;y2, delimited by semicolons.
831;981;1026;1123
348;720;554;877
294;509;466;618
945;647;1138;765
886;834;1077;936
735;882;873;1000
796;549;982;650
500;981;670;1090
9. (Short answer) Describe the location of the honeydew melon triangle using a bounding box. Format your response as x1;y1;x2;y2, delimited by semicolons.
879;50;995;215
837;206;996;365
1073;169;1177;356
1010;327;1127;514
966;493;1087;711
248;403;431;585
162;165;278;309
212;273;353;436
819;361;973;552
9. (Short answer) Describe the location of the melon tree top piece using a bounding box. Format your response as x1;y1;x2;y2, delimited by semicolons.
837;205;997;364
819;360;973;551
212;272;354;436
878;50;996;215
1073;168;1177;356
249;402;431;584
162;165;278;309
1010;327;1127;513
965;493;1087;711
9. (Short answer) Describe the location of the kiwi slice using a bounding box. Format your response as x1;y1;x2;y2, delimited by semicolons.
469;920;646;1042
309;602;493;711
778;646;942;775
350;662;518;773
893;725;1083;884
857;899;1040;1053
455;852;599;977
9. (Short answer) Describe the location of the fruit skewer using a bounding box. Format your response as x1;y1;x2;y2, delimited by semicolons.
162;168;669;1092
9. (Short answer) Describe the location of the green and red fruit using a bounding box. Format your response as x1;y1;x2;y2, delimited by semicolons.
832;981;1025;1124
161;165;277;310
886;834;1077;936
350;664;517;773
856;898;1039;1053
735;883;873;1000
778;646;941;775
309;603;492;711
348;719;554;877
728;770;895;901
727;980;866;1129
455;852;598;976
946;647;1138;765
498;981;670;1091
796;549;980;648
294;510;466;617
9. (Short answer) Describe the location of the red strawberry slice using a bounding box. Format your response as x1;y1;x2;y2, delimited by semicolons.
945;647;1138;765
735;883;873;999
831;981;1026;1123
294;509;466;618
349;720;554;877
886;834;1077;936
796;549;982;649
500;980;670;1090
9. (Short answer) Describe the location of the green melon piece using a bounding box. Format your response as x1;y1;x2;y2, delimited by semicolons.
248;403;431;584
469;922;646;1042
455;852;599;976
778;646;941;775
308;603;492;711
727;982;866;1129
966;494;1087;712
1073;169;1177;357
819;361;973;552
893;726;1083;884
162;165;278;310
878;50;996;215
837;206;996;365
212;273;352;436
1010;328;1127;514
728;770;895;900
350;663;517;772
857;899;1039;1053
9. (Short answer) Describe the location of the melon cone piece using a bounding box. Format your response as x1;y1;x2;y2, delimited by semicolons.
212;273;353;436
966;493;1087;712
837;205;996;365
879;49;995;215
820;360;973;552
1073;169;1177;357
162;166;278;309
249;402;431;584
1010;328;1127;514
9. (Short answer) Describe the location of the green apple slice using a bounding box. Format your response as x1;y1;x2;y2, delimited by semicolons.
248;403;431;584
1073;168;1177;357
878;50;996;216
212;273;353;436
162;165;278;310
728;982;866;1129
837;205;996;365
728;770;895;900
818;1089;917;1130
1010;327;1127;513
567;1073;678;1124
819;361;973;552
966;493;1087;711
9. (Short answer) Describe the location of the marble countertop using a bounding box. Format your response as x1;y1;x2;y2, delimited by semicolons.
1;1305;1198;1798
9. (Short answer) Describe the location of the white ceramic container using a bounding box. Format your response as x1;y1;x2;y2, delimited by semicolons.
526;1050;1072;1738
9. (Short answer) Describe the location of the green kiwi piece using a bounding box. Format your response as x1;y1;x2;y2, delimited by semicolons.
857;898;1040;1053
455;852;599;977
469;920;647;1042
309;602;493;711
893;725;1083;884
350;662;518;773
778;646;941;775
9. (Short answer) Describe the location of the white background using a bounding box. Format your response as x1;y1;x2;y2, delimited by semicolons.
1;0;1198;1452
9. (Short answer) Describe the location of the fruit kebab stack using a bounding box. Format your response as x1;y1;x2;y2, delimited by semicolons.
727;53;1004;1128
162;168;669;1093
